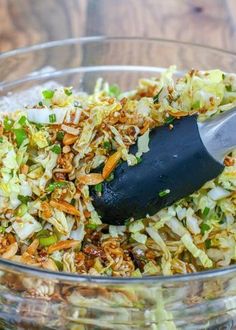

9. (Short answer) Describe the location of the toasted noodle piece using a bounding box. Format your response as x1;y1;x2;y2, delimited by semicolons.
41;201;53;219
140;121;150;135
48;239;80;254
7;233;16;244
42;258;58;271
21;253;40;266
50;200;80;216
168;110;189;118
1;242;18;259
79;173;104;185
63;133;78;145
25;239;39;255
20;164;29;175
102;150;122;179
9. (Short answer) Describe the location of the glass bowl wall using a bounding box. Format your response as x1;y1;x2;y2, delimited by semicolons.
0;37;236;330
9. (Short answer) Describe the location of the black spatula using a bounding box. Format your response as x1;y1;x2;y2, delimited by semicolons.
91;109;236;225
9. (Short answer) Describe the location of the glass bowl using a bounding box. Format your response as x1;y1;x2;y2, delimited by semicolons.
0;37;236;330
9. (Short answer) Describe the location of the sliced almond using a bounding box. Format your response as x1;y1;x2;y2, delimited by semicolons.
48;239;80;254
79;173;104;185
25;238;39;255
63;133;78;146
102;150;122;179
49;200;80;216
1;242;18;259
61;124;80;135
168;110;189;118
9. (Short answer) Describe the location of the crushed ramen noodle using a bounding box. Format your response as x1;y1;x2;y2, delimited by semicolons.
0;66;235;277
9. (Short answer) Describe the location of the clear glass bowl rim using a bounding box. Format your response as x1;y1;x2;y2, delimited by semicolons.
0;36;236;284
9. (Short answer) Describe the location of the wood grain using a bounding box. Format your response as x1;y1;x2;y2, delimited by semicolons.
0;0;236;53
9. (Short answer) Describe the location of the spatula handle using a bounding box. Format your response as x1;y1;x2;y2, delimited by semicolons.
198;108;236;163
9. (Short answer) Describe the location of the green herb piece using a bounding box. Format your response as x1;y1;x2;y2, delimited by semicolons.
153;87;163;104
0;137;3;143
158;189;170;197
165;116;174;125
71;198;76;206
56;131;65;141
64;88;72;96
18;116;27;126
16;204;28;217
86;223;98;230
106;172;114;182
46;181;66;193
53;259;63;271
38;101;43;107
200;223;210;235
14;128;27;147
49;114;56;123
226;85;232;92
95;183;103;193
35;123;43;130
136;156;143;164
202;207;210;218
205;239;211;249
42;89;54;99
51;144;61;154
103;141;112;150
0;226;6;233
192;100;201;109
39;234;58;247
3;117;14;131
108;84;121;98
18;195;31;204
36;229;50;238
222;73;225;79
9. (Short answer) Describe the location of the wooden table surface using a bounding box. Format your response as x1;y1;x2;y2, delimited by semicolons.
1;0;236;53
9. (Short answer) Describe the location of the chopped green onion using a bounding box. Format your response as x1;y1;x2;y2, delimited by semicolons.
103;141;112;150
13;128;27;147
158;189;170;197
192;100;201;109
0;226;6;233
18;195;31;204
46;181;66;193
153;87;163;104
205;239;211;249
18;116;27;126
51;144;61;154
64;88;72;96
39;234;58;247
38;101;43;107
16;204;28;217
226;85;232;92
71;198;76;206
0;137;3;143
56;131;65;141
202;207;210;218
86;223;98;230
3;117;14;131
36;229;50;238
95;183;103;193
35;123;43;130
42;89;54;99
165;116;174;125
49;114;56;123
200;223;210;235
106;172;114;182
136;156;143;164
108;84;120;97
